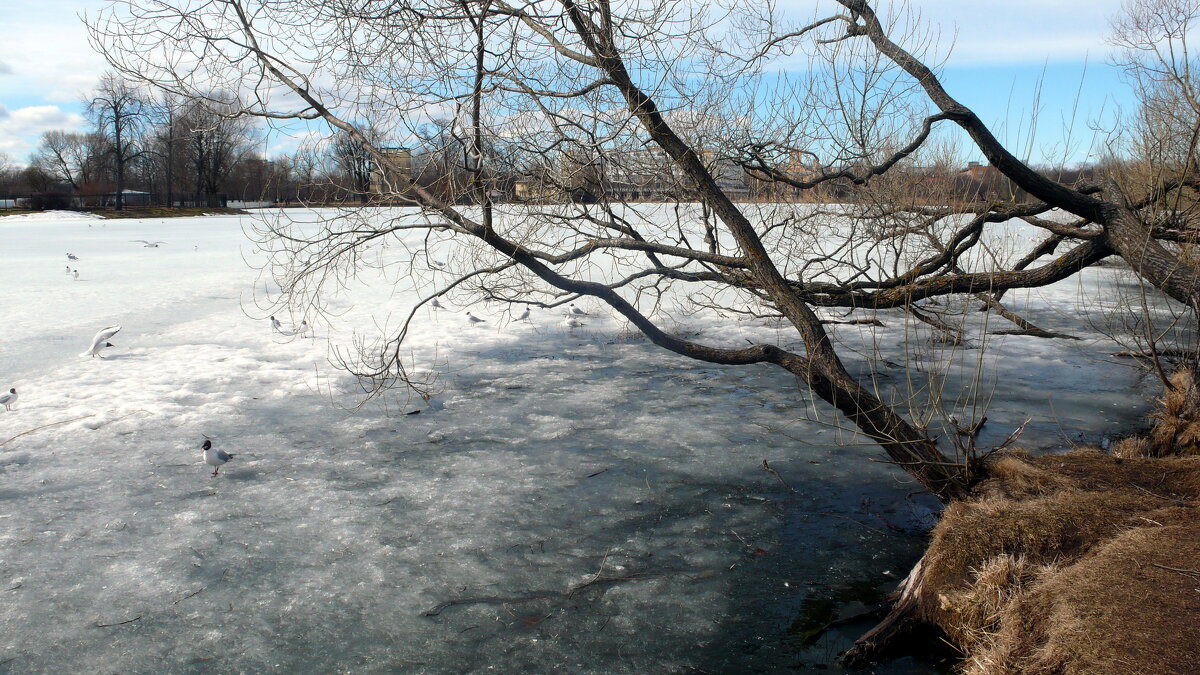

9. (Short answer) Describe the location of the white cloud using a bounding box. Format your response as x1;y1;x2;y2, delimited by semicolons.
0;62;13;76
0;105;88;159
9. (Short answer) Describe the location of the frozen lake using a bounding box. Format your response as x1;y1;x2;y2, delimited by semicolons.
0;208;1160;672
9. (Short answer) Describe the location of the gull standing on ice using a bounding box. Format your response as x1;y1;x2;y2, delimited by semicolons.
65;265;71;274
564;315;585;331
131;240;167;248
72;269;79;281
82;325;121;358
0;388;16;411
513;307;530;322
569;303;589;316
466;312;486;325
270;315;284;333
430;298;444;310
201;439;235;476
293;320;310;337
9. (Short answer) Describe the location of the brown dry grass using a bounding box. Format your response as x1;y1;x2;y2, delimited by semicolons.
919;447;1200;674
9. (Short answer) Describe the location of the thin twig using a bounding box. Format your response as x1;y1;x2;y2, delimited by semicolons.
761;459;796;493
172;587;204;604
816;512;889;536
0;413;97;447
1151;563;1200;576
95;615;142;628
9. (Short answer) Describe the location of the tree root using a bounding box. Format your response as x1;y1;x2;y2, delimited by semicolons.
839;555;928;668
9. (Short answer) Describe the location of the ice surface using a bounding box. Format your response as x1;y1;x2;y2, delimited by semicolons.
0;208;1163;672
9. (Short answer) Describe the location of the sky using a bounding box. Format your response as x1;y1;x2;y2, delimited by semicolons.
0;0;1136;167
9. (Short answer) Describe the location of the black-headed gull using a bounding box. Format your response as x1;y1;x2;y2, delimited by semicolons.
67;253;79;261
72;269;79;281
82;325;121;358
0;388;16;411
430;298;444;310
569;304;589;316
65;265;71;274
202;439;235;476
466;312;486;324
513;307;530;321
131;240;167;247
564;315;585;330
270;315;284;333
293;320;310;337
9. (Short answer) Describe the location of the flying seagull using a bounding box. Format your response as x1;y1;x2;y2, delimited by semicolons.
0;388;16;411
202;439;235;476
466;312;486;324
131;240;167;248
569;304;589;316
82;325;121;358
67;253;79;261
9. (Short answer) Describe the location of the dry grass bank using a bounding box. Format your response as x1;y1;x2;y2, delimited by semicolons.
914;368;1200;674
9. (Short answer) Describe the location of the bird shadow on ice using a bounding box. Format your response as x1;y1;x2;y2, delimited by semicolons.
99;353;143;361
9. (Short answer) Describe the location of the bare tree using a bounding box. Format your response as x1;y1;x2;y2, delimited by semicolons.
89;0;1200;568
177;97;260;200
87;72;149;209
30;130;107;193
327;125;380;202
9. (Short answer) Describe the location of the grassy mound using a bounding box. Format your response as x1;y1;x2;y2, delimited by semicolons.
922;449;1200;673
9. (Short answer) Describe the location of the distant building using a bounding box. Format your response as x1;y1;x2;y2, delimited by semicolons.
369;146;413;195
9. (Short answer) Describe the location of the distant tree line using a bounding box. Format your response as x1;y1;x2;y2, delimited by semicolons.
0;72;1120;211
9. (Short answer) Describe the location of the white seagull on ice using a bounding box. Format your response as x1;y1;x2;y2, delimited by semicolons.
82;325;121;358
513;307;530;321
0;388;17;411
564;315;585;330
131;240;167;248
72;269;79;281
569;304;589;316
270;315;284;333
202;439;235;476
430;298;444;310
466;312;486;324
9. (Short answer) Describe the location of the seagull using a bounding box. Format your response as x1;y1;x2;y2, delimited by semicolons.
293;320;310;337
82;325;121;358
569;304;589;316
430;259;446;269
65;265;72;274
201;439;235;476
466;312;486;324
430;298;444;310
513;307;530;321
270;315;284;333
0;388;16;411
67;253;79;261
564;315;585;330
131;240;167;248
72;269;79;281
